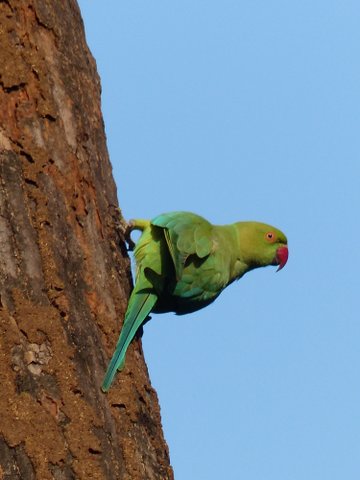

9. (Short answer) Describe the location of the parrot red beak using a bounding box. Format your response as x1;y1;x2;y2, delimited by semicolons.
275;245;288;271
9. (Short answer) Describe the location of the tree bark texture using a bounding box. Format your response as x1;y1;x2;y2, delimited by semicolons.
0;1;173;479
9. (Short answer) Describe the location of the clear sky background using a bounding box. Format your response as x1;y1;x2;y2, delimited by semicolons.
78;2;359;479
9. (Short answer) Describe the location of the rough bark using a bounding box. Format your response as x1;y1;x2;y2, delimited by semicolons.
0;1;173;479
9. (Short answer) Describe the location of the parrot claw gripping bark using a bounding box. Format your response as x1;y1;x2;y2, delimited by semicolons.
102;211;288;392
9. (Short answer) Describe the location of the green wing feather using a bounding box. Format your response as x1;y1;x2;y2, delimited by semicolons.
152;211;213;278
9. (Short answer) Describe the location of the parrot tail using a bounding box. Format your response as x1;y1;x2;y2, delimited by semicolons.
101;291;157;392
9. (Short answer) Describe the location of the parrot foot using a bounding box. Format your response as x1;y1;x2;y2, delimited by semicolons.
124;221;136;251
108;205;134;251
125;219;150;251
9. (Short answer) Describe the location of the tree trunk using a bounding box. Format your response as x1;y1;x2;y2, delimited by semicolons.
0;1;173;479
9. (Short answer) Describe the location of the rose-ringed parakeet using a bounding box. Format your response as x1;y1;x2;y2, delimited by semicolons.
102;211;288;392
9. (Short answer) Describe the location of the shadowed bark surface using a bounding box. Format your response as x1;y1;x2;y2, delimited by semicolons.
0;1;173;478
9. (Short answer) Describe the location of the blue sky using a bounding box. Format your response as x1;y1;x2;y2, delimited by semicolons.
78;2;359;478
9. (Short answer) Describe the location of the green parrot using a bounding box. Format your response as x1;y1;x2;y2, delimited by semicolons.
102;211;288;392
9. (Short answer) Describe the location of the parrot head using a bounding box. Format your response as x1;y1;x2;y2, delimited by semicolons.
236;222;288;271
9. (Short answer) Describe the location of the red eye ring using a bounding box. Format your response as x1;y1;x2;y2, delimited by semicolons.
265;232;276;243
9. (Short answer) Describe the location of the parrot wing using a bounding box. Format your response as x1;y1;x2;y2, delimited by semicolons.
152;211;213;279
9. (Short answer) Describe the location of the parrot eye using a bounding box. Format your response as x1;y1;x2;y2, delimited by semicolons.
265;232;276;243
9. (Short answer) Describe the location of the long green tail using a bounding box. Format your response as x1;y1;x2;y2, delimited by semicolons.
102;291;157;392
